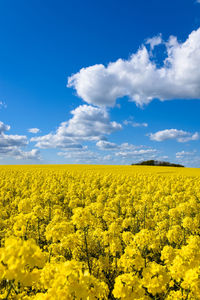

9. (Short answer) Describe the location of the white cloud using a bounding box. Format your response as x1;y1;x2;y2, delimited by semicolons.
0;121;10;134
159;155;169;160
132;122;148;127
120;143;145;151
0;121;40;160
0;147;41;160
96;140;119;150
60;105;121;139
149;129;199;142
146;34;162;51
176;150;196;158
0;121;28;148
124;120;148;127
154;155;169;161
0;102;7;109
115;148;158;158
58;150;99;163
32;105;122;149
103;154;112;161
175;150;200;167
18;149;40;160
0;134;28;147
96;141;144;151
31;132;82;149
58;148;115;163
28;128;40;134
68;28;200;107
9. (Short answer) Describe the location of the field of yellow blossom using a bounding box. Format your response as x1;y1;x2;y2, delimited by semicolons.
0;164;200;299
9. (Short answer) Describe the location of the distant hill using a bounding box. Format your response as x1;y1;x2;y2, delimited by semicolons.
132;160;184;167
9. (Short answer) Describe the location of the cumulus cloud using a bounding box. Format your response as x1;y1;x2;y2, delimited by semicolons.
175;150;200;167
146;34;162;51
60;105;121;139
96;141;144;151
32;133;82;149
103;154;112;161
32;105;122;149
149;129;199;142
0;121;40;160
58;147;116;163
0;121;27;148
28;128;40;134
96;140;119;150
68;28;200;107
114;148;159;164
58;149;113;163
0;147;41;160
18;149;40;160
156;155;169;160
115;148;158;158
0;134;27;148
119;143;145;151
176;150;196;158
0;102;7;109
132;122;148;127
0;121;10;134
58;150;99;162
123;120;148;127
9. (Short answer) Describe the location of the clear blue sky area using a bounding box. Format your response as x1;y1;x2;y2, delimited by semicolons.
0;0;200;166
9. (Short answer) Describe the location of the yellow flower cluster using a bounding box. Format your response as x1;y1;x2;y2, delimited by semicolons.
0;165;200;299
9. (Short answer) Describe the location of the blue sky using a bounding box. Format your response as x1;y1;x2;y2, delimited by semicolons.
0;0;200;166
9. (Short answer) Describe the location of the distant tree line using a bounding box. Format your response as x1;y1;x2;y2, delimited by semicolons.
132;160;184;167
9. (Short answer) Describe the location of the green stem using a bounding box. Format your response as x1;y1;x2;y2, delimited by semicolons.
24;220;29;240
37;218;41;246
84;229;91;274
144;204;147;229
48;248;52;263
5;282;13;300
48;199;51;222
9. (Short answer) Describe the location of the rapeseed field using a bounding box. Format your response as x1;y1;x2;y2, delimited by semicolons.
0;165;200;299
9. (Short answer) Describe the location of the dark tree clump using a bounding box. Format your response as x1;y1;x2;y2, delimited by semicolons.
132;160;184;167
